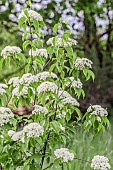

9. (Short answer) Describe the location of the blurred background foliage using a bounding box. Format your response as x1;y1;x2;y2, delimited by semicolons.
0;0;113;113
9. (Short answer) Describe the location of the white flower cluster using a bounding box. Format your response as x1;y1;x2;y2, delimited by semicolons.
0;107;14;126
36;72;57;80
91;155;111;170
74;58;93;70
12;85;33;98
8;130;15;137
19;73;35;85
1;46;21;59
54;148;74;162
37;81;58;94
62;97;80;107
47;37;77;47
18;10;43;21
87;105;108;117
58;90;72;99
56;110;66;119
23;123;44;138
29;49;48;58
8;123;44;141
66;77;82;88
32;105;48;115
58;90;79;107
8;77;19;87
0;83;8;95
12;131;24;142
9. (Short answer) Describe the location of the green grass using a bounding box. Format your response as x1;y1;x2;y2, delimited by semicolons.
70;118;113;170
47;118;113;170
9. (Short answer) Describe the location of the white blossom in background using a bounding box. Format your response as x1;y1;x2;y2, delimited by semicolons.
74;58;93;70
19;73;35;85
18;10;43;21
91;155;111;170
87;105;108;117
32;105;48;115
37;81;58;93
59;124;65;132
61;97;79;107
0;107;14;126
46;37;77;47
35;71;57;81
66;77;82;88
0;83;8;95
12;130;24;142
1;46;21;58
8;77;19;87
58;90;72;99
54;148;74;162
8;130;15;137
29;49;48;58
23;123;44;138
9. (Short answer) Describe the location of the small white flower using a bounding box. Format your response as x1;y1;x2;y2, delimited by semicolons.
8;77;19;87
61;97;79;107
37;81;58;93
54;148;74;162
59;124;65;132
0;107;14;126
1;46;21;58
18;10;43;21
87;105;108;117
0;84;8;89
91;155;111;170
32;105;48;115
23;122;44;138
74;58;93;70
8;130;15;137
66;77;82;89
47;37;77;47
56;110;66;119
12;131;23;142
29;49;47;58
0;83;8;95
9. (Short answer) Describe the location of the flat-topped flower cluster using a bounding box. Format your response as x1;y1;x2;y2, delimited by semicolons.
1;46;21;59
87;105;108;117
54;148;74;162
8;122;44;141
47;37;77;47
0;107;14;126
18;10;43;21
91;155;111;170
74;57;93;70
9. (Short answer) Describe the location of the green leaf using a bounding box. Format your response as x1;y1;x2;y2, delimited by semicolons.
51;121;60;134
53;23;59;33
18;17;26;27
23;165;30;170
88;70;95;81
23;40;31;50
49;63;56;72
66;112;71;122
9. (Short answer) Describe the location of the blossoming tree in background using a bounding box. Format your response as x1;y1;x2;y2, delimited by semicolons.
0;1;111;170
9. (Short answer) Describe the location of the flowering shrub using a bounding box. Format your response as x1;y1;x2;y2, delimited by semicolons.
0;2;111;170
